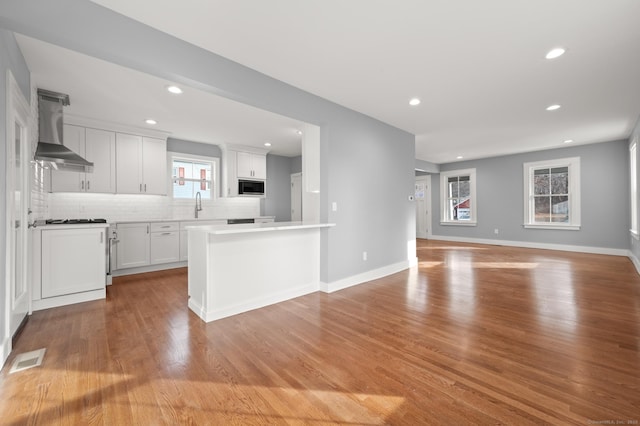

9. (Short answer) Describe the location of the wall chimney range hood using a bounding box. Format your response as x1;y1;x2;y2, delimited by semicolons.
34;89;94;173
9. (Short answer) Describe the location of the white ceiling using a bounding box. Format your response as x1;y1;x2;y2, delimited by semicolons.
15;35;306;157
23;1;640;164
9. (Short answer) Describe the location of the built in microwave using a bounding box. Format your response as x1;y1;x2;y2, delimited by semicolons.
238;179;265;196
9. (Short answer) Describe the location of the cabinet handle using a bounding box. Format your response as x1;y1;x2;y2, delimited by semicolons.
147;225;149;234
161;225;171;228
140;183;142;192
161;232;171;236
81;181;84;190
87;181;90;190
144;183;147;192
100;232;103;243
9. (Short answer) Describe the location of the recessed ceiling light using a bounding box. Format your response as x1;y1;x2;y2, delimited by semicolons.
145;119;157;125
456;156;463;159
166;85;183;94
409;98;421;106
563;139;574;144
546;104;561;111
296;130;303;135
264;142;272;147
545;48;566;59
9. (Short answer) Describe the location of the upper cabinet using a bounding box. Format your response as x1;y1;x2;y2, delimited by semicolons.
50;125;116;193
236;151;266;180
116;134;167;195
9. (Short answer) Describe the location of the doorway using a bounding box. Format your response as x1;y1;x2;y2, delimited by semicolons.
415;175;431;239
291;173;302;221
5;71;31;349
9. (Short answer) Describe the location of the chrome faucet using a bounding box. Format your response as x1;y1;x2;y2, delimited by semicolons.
195;191;202;218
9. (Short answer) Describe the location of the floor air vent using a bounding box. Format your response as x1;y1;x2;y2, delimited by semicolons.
9;348;46;374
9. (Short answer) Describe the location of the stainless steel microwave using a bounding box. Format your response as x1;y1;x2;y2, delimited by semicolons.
238;179;265;196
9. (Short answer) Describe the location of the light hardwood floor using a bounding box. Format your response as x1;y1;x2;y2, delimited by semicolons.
1;240;640;424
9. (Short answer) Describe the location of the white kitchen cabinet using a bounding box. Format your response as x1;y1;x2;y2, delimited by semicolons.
236;151;266;180
41;227;106;298
50;125;116;193
116;133;167;195
115;222;150;269
150;222;179;264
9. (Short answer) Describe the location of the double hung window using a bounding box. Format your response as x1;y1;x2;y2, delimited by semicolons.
523;157;580;230
440;168;476;225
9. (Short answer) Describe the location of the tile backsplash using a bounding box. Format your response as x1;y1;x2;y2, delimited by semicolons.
47;193;261;222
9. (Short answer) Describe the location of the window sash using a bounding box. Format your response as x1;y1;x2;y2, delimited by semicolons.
523;157;580;229
441;169;476;224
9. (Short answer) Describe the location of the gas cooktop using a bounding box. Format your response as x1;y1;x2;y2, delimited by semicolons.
45;218;107;225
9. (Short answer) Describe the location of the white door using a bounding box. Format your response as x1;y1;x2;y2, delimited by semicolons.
291;173;302;221
6;72;31;340
415;175;431;239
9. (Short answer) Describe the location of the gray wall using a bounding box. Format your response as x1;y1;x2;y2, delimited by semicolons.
291;155;302;174
0;0;415;284
0;29;30;353
263;154;293;221
630;119;640;260
432;140;630;249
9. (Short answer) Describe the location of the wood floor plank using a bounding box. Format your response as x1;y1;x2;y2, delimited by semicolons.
1;241;640;424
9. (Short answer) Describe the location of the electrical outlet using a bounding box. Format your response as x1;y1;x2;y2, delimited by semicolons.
332;202;338;212
494;228;499;235
363;251;367;261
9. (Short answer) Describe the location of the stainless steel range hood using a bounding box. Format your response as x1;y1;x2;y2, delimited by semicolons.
34;89;93;173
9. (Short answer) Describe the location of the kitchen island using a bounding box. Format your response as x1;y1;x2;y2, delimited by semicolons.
187;221;335;322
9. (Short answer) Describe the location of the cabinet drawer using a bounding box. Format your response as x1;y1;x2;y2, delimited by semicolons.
150;222;179;232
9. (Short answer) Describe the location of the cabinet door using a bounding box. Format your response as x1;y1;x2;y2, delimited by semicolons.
41;228;106;298
116;133;143;193
115;223;150;269
50;124;85;192
142;137;167;195
226;150;238;196
150;231;179;264
85;128;116;193
252;153;267;179
236;151;253;179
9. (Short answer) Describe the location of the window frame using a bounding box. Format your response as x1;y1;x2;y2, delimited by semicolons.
168;152;220;202
440;168;477;226
523;157;580;230
631;140;638;239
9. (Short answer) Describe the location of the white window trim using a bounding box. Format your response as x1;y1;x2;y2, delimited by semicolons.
631;140;639;239
168;152;220;202
440;168;477;226
523;156;580;230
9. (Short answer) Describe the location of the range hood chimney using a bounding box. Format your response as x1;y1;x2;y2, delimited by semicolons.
34;89;93;173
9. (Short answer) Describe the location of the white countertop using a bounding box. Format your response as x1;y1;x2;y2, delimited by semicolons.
115;216;275;224
186;221;335;235
34;223;111;230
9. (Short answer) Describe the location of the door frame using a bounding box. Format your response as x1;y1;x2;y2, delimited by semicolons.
3;70;31;364
415;175;432;239
290;172;302;221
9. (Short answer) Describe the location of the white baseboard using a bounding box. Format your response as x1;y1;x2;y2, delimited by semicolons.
1;337;11;369
320;259;414;294
628;251;640;276
111;261;187;277
199;283;318;322
429;235;629;257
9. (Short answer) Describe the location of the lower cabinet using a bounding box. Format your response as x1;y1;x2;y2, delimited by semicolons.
150;222;179;264
115;222;150;269
41;227;106;298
